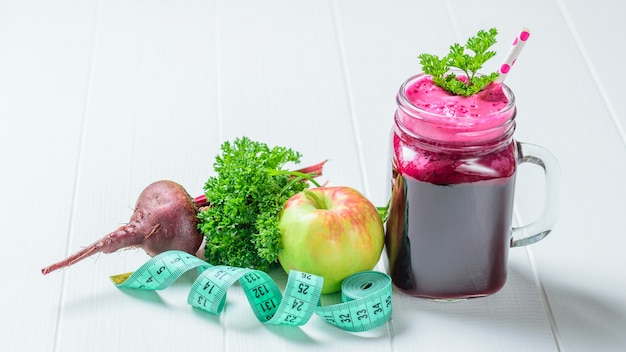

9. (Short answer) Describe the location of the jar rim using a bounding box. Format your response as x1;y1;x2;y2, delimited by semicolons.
394;71;517;148
396;71;516;126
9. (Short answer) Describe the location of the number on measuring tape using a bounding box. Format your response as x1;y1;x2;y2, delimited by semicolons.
111;251;208;290
110;250;392;332
315;270;393;332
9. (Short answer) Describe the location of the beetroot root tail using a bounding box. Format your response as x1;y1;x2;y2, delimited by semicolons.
41;226;138;275
41;245;100;275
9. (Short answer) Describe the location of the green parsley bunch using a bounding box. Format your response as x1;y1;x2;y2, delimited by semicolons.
198;136;318;272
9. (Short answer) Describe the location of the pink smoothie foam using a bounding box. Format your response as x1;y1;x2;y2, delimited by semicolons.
405;76;509;118
394;76;516;185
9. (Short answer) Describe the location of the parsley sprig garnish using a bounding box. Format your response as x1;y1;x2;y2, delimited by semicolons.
418;28;500;96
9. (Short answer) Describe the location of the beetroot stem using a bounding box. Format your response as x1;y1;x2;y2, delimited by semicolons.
295;159;328;177
193;194;208;207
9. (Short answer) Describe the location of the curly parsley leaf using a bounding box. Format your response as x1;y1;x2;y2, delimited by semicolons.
197;136;311;272
418;28;500;96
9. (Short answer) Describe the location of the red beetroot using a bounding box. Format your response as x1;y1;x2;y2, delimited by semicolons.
41;180;203;275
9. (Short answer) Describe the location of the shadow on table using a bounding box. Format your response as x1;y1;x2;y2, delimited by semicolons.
389;264;626;349
529;271;626;350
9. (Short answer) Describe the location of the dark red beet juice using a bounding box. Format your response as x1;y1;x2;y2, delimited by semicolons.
385;74;518;299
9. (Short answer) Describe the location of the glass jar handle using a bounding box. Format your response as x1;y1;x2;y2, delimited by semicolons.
511;142;561;247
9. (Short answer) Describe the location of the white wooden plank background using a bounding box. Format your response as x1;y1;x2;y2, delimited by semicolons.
1;0;625;351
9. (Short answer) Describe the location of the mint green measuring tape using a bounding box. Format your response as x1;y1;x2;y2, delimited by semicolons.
110;250;392;332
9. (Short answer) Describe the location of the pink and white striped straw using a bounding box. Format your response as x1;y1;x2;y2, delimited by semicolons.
494;27;531;83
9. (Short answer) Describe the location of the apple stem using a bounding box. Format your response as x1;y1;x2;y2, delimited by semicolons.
303;189;329;210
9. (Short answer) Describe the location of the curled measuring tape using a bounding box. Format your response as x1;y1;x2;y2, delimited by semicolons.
110;250;392;332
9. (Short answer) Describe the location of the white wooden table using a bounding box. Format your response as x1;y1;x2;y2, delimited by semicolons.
2;0;625;351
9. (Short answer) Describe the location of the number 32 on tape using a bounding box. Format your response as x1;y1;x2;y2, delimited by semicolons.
110;250;392;332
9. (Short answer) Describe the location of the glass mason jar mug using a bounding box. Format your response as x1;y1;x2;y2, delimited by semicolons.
384;73;560;300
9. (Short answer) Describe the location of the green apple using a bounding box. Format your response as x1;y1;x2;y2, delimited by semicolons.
278;186;384;294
